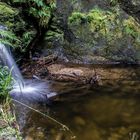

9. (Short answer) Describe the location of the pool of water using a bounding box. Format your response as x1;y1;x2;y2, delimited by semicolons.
15;66;140;140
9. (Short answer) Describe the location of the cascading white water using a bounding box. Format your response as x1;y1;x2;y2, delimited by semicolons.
0;42;57;103
0;43;23;81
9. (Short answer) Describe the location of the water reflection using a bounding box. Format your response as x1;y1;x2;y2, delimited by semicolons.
16;66;140;140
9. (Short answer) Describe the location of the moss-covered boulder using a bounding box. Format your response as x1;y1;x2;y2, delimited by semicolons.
40;0;140;64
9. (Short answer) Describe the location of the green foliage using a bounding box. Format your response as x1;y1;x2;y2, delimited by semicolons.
0;66;22;139
107;0;119;6
87;8;111;34
0;0;56;51
0;106;22;140
69;6;140;62
12;0;56;27
69;12;86;24
0;2;20;48
69;5;140;43
0;30;20;47
0;2;18;30
45;30;64;42
0;66;13;102
123;18;140;38
0;2;18;15
21;30;36;50
69;7;119;34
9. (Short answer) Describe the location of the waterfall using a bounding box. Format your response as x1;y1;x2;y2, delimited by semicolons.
0;43;23;81
0;42;57;103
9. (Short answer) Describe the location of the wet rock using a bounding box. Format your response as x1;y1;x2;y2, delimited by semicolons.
36;0;140;64
119;0;140;23
47;64;98;84
22;61;140;86
47;63;140;85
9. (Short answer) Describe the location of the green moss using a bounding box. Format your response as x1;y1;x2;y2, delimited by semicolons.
0;0;56;51
68;6;140;62
45;30;64;41
12;0;56;27
123;17;140;39
0;2;18;16
69;12;86;24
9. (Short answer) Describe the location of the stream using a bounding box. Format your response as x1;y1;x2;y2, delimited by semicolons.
14;65;140;140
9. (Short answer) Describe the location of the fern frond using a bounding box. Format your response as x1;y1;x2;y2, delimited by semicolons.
0;30;20;47
0;2;18;16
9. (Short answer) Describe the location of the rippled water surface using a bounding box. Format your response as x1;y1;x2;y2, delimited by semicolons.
16;66;140;140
